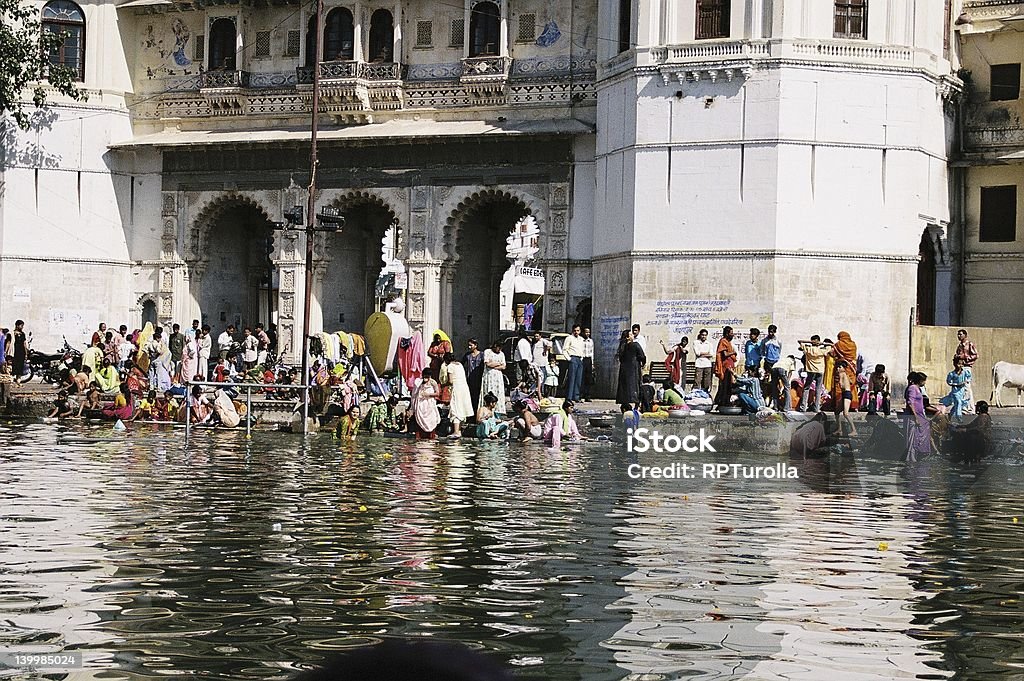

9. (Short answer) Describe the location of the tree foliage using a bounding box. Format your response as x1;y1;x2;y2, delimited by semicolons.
0;0;84;130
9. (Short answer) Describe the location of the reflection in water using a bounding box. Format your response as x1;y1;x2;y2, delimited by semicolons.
0;422;1022;680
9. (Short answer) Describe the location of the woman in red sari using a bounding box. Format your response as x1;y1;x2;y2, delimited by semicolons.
427;330;452;379
660;336;688;387
830;331;859;410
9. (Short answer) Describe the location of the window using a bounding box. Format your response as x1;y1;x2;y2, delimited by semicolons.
368;9;394;62
254;30;271;58
696;0;730;40
194;33;205;62
416;20;433;48
469;1;500;57
980;186;1017;242
450;18;465;47
209;17;236;70
517;13;535;43
834;0;867;39
42;0;85;82
285;30;300;57
617;0;631;52
324;8;354;61
991;64;1021;101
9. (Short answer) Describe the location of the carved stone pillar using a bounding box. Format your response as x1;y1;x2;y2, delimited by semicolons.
540;182;570;331
275;231;303;363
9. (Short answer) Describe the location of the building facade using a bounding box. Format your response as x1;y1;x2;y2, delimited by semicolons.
0;0;985;392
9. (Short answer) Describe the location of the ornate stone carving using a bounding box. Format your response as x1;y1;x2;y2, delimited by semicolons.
412;270;426;292
550;184;568;208
160;269;173;292
436;186;452;204
412;187;428;210
281;295;295;318
412;213;426;234
550;269;565;291
162;192;177;216
160;295;173;318
551;211;566;234
411;236;426;259
546;295;564;325
550;239;565;258
282;269;296;292
410;295;424;320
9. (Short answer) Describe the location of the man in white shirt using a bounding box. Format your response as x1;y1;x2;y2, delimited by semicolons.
631;324;648;371
581;327;595;401
513;331;533;386
563;324;585;401
691;328;714;392
217;325;236;362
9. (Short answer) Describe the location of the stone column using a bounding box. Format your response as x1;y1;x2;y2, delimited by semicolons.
499;0;509;56
275;231;303;364
404;262;441;335
354;1;364;61
463;0;471;58
393;0;402;61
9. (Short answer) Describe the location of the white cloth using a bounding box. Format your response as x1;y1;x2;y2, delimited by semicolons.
692;339;714;368
563;333;585;358
514;337;532;363
634;333;648;354
443;361;475;422
581;338;594;359
213;389;241;427
531;338;552;367
243;335;258;363
481;349;507;414
217;331;233;352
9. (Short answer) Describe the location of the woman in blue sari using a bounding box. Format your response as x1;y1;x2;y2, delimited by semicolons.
940;357;971;420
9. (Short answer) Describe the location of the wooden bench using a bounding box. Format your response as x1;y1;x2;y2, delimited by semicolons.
648;361;697;386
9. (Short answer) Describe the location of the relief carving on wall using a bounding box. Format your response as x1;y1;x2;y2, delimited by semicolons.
551;211;566;234
412;187;428;210
410;296;424;320
412;270;426;292
160;269;173;292
161;192;177;216
550;184;568;208
282;269;295;292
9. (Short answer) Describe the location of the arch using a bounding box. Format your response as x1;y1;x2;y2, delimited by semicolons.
443;187;544;263
369;9;394;62
209;17;236;70
469;1;500;57
325;7;355;61
917;228;940;326
42;0;85;82
190;192;275;262
137;294;159;329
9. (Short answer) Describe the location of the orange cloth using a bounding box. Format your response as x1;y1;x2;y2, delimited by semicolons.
713;337;736;381
830;331;859;407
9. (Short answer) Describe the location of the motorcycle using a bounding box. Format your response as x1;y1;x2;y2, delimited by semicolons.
28;336;83;384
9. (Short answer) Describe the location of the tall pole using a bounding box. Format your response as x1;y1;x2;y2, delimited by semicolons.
301;0;324;434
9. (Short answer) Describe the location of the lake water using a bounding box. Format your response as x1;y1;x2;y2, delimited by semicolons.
1;422;1022;680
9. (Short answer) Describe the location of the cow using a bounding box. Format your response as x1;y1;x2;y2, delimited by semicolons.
991;361;1024;408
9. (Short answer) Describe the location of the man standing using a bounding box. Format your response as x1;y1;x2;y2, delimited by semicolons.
954;329;979;413
514;330;532;387
692;329;714;392
91;322;106;347
197;325;212;380
631;324;648;370
798;335;831;412
713;326;738;409
761;325;782;375
744;328;763;377
168;324;185;377
581;327;594;401
255;322;271;366
185;319;201;341
218;325;236;362
563;324;585;401
530;331;551;395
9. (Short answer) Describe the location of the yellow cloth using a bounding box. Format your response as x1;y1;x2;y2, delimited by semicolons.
432;329;451;345
351;333;365;356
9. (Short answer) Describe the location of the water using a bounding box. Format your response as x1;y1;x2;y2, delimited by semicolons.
1;422;1023;680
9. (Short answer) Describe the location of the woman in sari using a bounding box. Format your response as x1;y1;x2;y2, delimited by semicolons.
481;340;507;416
615;330;645;409
904;372;931;461
427;330;453;379
102;383;134;421
939;357;971;420
660;336;688;387
830;331;859;409
180;335;199;385
411;368;441;438
442;352;474;438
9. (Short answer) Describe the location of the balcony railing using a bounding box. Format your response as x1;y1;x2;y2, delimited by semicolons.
200;69;250;88
460;55;511;79
296;61;403;84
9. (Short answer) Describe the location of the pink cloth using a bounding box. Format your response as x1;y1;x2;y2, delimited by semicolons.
398;332;427;391
543;411;580;449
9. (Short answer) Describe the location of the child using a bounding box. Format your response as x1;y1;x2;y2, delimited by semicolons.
135;390;158;420
542;357;560;398
866;364;890;416
77;382;104;418
48;390;75;418
835;359;858;437
639;374;656;413
335;404;361;440
952;400;992;463
154;391;179;421
213;358;231;383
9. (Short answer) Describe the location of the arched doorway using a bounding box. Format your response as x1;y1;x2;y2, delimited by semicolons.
369;9;394;62
195;201;275;331
319;195;397;332
469;1;500;57
141;299;157;328
917;231;936;326
209;17;236;70
447;194;532;345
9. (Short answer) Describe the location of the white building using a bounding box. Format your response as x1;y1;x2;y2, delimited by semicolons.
0;0;974;391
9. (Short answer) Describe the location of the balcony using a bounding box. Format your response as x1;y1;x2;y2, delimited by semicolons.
460;55;512;104
198;69;250;114
296;61;405;121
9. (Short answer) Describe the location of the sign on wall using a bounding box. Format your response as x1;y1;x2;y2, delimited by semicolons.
49;309;100;341
644;299;771;340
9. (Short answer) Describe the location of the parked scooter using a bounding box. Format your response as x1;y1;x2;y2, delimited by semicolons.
28;336;83;384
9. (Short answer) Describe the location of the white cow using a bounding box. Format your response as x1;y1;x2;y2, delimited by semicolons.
991;361;1024;408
